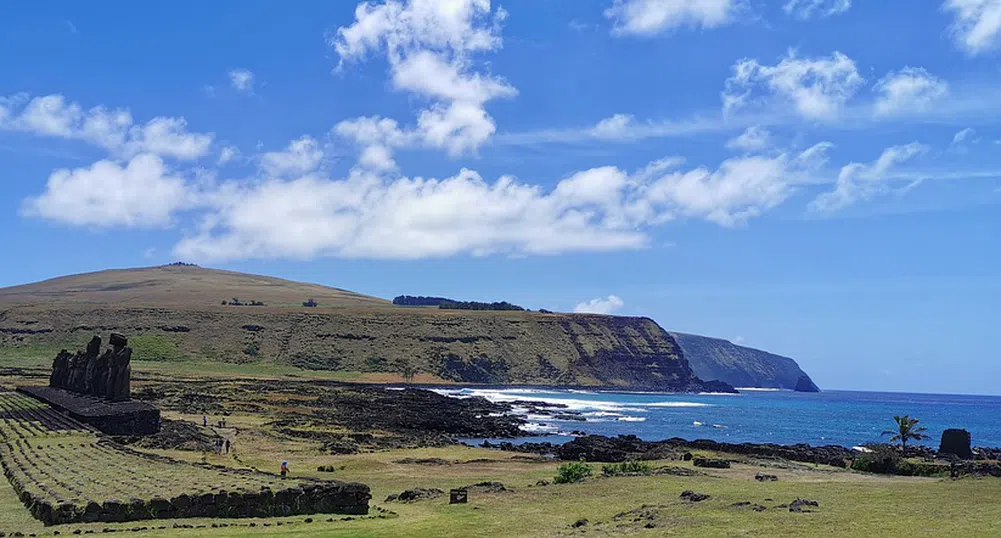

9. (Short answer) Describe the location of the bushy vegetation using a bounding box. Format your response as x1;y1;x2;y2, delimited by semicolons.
302;298;319;307
554;461;593;484
393;295;455;306
439;300;525;311
243;341;260;357
851;444;944;477
221;297;266;306
601;461;653;476
130;334;185;362
393;295;525;311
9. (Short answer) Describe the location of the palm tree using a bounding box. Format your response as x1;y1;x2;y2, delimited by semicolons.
882;415;928;449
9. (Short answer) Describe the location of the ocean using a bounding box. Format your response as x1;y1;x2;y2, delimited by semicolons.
432;387;1001;449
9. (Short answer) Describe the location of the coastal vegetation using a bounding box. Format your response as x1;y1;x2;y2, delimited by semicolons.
553;461;593;484
883;415;929;449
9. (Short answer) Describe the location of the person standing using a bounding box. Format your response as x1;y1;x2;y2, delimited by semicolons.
203;415;207;427
280;461;288;478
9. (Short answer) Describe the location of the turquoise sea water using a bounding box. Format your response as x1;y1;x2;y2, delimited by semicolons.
432;388;1001;448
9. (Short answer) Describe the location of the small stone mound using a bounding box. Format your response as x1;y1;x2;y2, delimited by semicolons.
789;498;820;513
679;490;710;502
571;519;588;528
754;473;778;482
462;481;507;493
730;501;767;511
384;488;445;503
692;457;730;469
655;466;701;477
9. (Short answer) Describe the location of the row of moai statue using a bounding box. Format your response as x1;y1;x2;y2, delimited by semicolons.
49;333;132;402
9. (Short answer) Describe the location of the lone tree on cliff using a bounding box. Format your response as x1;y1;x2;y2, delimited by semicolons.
882;415;928;449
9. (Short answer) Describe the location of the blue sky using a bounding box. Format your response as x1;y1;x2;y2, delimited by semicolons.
1;0;999;394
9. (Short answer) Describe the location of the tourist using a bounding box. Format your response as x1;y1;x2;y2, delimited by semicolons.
224;439;230;454
280;461;288;478
202;415;207;427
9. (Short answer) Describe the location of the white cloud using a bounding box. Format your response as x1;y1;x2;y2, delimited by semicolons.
722;50;864;120
259;136;324;177
809;142;928;212
218;145;239;165
330;0;514;161
161;136;831;262
644;143;831;226
949;127;980;152
725;126;771;151
783;0;851;19
21;153;191;228
943;0;1001;55
334;116;413;171
605;0;742;36
590;113;637;140
0;94;213;160
228;68;255;94
574;295;624;315
873;67;949;116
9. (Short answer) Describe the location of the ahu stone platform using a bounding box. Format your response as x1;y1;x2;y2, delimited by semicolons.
17;385;160;436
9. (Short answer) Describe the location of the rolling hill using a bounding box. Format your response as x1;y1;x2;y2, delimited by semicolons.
0;264;733;393
0;263;389;308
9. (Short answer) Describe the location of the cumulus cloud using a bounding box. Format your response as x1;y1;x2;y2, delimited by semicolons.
873;67;949;116
329;0;514;162
590;113;636;139
574;295;624;315
21;154;191;228
604;0;743;36
725;126;772;151
259;136;324;177
722;50;864;120
943;0;1001;55
167;139;831;262
228;68;255;94
783;0;851;19
0;94;213;160
809;142;928;212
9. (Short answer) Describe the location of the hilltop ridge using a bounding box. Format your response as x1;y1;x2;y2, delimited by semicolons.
0;264;389;308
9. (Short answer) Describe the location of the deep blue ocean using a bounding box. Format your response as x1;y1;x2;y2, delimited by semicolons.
431;388;1001;449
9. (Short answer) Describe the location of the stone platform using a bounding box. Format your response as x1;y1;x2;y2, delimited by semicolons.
17;385;160;436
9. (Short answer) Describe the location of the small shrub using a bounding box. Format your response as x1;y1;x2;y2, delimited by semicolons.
554;461;593;484
243;342;260;357
601;461;652;476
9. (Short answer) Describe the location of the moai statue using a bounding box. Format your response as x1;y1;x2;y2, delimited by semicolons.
106;333;132;402
81;335;101;394
50;350;71;389
90;349;113;397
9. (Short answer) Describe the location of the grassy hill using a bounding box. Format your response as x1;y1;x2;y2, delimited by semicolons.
0;264;389;308
0;265;730;393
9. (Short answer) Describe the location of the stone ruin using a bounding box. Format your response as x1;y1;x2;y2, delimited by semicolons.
50;333;132;402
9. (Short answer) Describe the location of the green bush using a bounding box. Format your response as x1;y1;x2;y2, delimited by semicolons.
130;335;185;362
851;445;946;477
244;341;260;357
601;461;653;477
554;461;593;484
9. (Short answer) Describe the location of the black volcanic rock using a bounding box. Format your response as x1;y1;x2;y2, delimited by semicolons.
940;429;973;459
670;332;819;392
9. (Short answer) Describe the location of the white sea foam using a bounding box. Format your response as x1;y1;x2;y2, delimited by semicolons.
642;402;711;408
736;387;783;392
520;422;558;433
617;416;647;422
693;421;704;426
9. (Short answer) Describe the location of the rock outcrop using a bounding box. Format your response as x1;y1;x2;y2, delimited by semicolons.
670;332;820;392
939;429;973;460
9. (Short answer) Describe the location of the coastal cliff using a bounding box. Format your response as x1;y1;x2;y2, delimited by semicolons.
670;332;820;392
0;284;732;393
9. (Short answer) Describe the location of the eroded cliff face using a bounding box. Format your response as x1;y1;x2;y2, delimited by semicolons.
0;306;733;393
669;332;820;392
